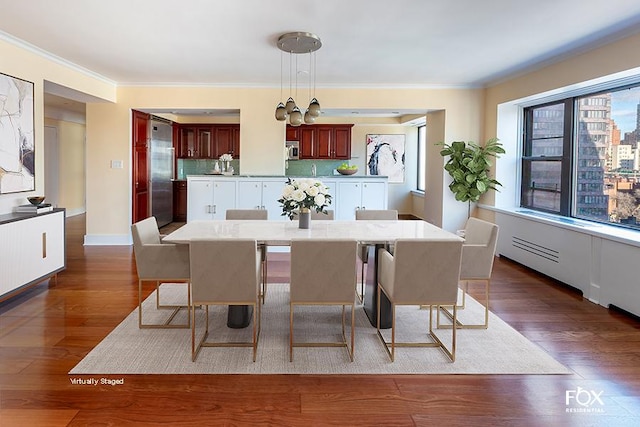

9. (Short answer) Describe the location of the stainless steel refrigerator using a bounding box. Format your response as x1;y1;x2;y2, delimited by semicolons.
149;119;174;228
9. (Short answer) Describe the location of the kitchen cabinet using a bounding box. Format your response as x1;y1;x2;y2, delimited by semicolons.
0;210;66;301
173;180;187;222
186;176;387;223
286;126;299;141
336;180;387;220
132;110;149;223
237;179;288;220
295;124;353;160
177;124;240;159
187;178;237;221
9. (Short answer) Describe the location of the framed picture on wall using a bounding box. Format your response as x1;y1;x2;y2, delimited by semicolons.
366;134;405;183
0;72;35;194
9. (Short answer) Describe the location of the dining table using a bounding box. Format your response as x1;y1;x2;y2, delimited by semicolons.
163;219;463;329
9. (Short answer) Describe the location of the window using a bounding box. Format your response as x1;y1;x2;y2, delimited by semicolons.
522;84;640;230
417;125;426;192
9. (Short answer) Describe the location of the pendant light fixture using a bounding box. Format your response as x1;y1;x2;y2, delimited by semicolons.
275;32;322;126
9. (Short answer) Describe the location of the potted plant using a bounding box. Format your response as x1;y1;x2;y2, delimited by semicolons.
438;137;505;217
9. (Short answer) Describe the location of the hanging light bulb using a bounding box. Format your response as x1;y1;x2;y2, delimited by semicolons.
275;102;288;121
304;109;316;124
289;106;303;126
308;50;321;117
275;50;288;121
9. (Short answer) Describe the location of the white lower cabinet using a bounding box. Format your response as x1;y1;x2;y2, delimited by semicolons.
187;178;237;221
187;176;387;222
237;179;288;220
0;210;65;299
336;180;387;220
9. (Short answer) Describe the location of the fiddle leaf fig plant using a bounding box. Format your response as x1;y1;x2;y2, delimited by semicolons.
438;138;505;209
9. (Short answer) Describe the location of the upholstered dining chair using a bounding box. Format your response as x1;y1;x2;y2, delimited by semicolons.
131;216;190;329
377;238;462;362
437;217;499;329
310;209;334;220
292;209;334;220
226;209;269;303
225;209;268;220
289;238;358;362
355;209;398;302
189;238;262;362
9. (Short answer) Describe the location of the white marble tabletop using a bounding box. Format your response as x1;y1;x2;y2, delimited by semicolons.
163;219;462;245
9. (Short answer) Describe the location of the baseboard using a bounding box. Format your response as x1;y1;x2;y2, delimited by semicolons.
84;234;132;246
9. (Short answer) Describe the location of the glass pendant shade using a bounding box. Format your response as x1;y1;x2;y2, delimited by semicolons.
304;109;316;124
285;97;297;114
275;102;288;121
308;98;321;117
289;106;303;126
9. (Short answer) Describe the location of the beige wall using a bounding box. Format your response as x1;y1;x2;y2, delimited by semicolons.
86;86;484;241
0;37;114;215
44;118;86;215
482;31;640;222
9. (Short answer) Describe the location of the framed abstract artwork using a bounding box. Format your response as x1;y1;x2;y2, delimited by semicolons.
0;72;35;194
366;134;405;183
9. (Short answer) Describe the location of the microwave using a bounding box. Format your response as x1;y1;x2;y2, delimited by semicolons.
286;141;299;160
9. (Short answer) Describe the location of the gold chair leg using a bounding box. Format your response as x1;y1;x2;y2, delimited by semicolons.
139;279;191;329
437;279;489;330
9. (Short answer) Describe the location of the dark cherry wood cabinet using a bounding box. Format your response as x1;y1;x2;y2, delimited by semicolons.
176;124;240;159
173;180;187;222
132;110;150;223
286;126;299;141
292;124;353;160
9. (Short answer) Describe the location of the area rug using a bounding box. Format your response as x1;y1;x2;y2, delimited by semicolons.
70;283;571;375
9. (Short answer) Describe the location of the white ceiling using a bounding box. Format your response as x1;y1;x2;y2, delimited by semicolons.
4;0;640;116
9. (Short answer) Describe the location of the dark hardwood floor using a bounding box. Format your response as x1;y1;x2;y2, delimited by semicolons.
1;214;639;426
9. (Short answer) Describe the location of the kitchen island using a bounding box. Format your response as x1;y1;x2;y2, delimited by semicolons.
186;175;388;221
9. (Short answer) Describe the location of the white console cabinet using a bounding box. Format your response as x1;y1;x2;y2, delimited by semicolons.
0;209;66;301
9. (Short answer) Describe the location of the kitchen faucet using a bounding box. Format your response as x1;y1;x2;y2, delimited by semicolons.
311;163;317;176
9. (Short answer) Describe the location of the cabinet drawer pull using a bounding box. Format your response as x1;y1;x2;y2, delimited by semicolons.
42;232;47;258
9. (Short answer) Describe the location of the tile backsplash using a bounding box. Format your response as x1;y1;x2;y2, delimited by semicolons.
285;159;348;177
177;159;239;178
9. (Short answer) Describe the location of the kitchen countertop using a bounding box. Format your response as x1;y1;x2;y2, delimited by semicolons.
185;174;388;179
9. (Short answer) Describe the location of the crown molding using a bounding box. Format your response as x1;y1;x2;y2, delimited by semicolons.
0;30;116;87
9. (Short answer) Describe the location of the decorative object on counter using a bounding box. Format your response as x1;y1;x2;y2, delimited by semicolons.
337;162;358;175
219;153;233;175
438;138;504;218
212;161;221;174
27;195;46;205
274;32;322;126
278;178;332;228
366;134;406;183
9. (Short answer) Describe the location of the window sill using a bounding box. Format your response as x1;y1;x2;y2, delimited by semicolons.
480;204;640;248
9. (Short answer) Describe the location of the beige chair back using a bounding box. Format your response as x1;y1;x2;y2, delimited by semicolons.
226;209;268;220
460;218;499;280
189;238;260;304
355;209;398;220
380;239;462;304
310;209;334;220
290;239;358;303
131;217;190;280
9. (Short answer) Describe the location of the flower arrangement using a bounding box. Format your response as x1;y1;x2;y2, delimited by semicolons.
278;178;332;220
219;153;233;162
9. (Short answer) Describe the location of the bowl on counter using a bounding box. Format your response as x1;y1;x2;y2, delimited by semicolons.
336;168;358;175
27;196;46;206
